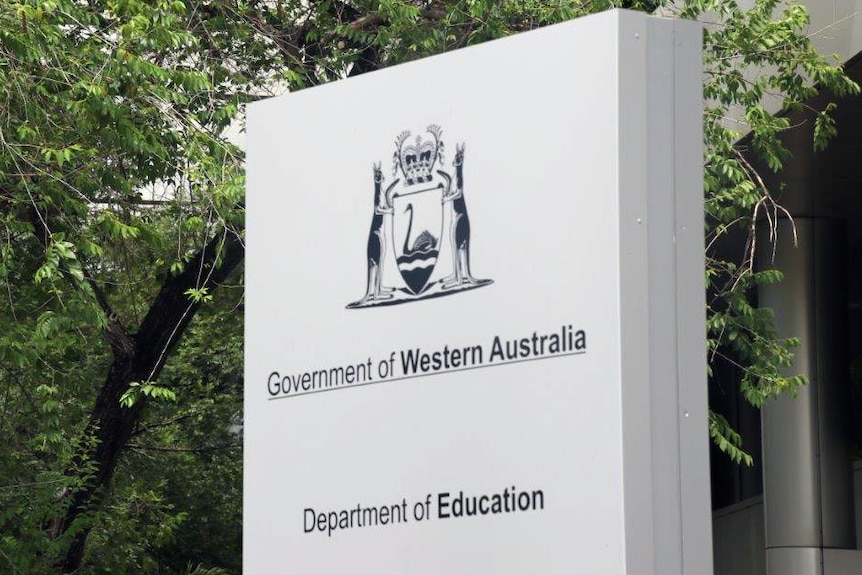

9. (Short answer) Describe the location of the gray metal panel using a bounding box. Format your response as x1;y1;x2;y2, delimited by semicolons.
620;11;711;575
758;218;823;548
618;10;656;575
671;17;714;575
646;17;684;575
645;14;713;575
757;218;855;555
766;547;823;575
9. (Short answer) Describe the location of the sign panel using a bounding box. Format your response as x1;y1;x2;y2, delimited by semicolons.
246;10;711;575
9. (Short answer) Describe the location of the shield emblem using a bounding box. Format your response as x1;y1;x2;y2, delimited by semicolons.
391;184;443;295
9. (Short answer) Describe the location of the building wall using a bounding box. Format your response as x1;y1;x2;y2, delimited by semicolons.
805;1;862;66
713;463;862;575
708;4;862;575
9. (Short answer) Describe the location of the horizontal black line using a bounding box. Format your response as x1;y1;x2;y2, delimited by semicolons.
267;349;587;402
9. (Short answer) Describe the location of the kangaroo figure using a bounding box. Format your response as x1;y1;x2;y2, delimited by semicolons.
442;143;479;289
358;163;398;304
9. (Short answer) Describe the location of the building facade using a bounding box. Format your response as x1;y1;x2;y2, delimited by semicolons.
711;3;862;574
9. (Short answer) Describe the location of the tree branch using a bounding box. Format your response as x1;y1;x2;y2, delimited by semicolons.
55;228;245;572
126;443;240;453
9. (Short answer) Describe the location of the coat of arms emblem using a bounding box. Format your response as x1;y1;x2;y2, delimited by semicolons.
347;125;492;308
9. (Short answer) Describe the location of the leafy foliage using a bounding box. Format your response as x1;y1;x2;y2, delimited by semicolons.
84;304;243;575
0;0;857;572
1;0;251;571
681;0;859;461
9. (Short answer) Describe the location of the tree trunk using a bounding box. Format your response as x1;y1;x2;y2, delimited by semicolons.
56;231;244;572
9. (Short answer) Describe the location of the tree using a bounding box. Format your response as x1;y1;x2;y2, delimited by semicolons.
0;0;857;572
0;2;251;571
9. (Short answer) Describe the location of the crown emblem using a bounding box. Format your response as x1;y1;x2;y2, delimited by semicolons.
347;123;493;309
393;125;444;186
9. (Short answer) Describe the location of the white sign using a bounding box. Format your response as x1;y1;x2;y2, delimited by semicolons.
246;9;712;575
